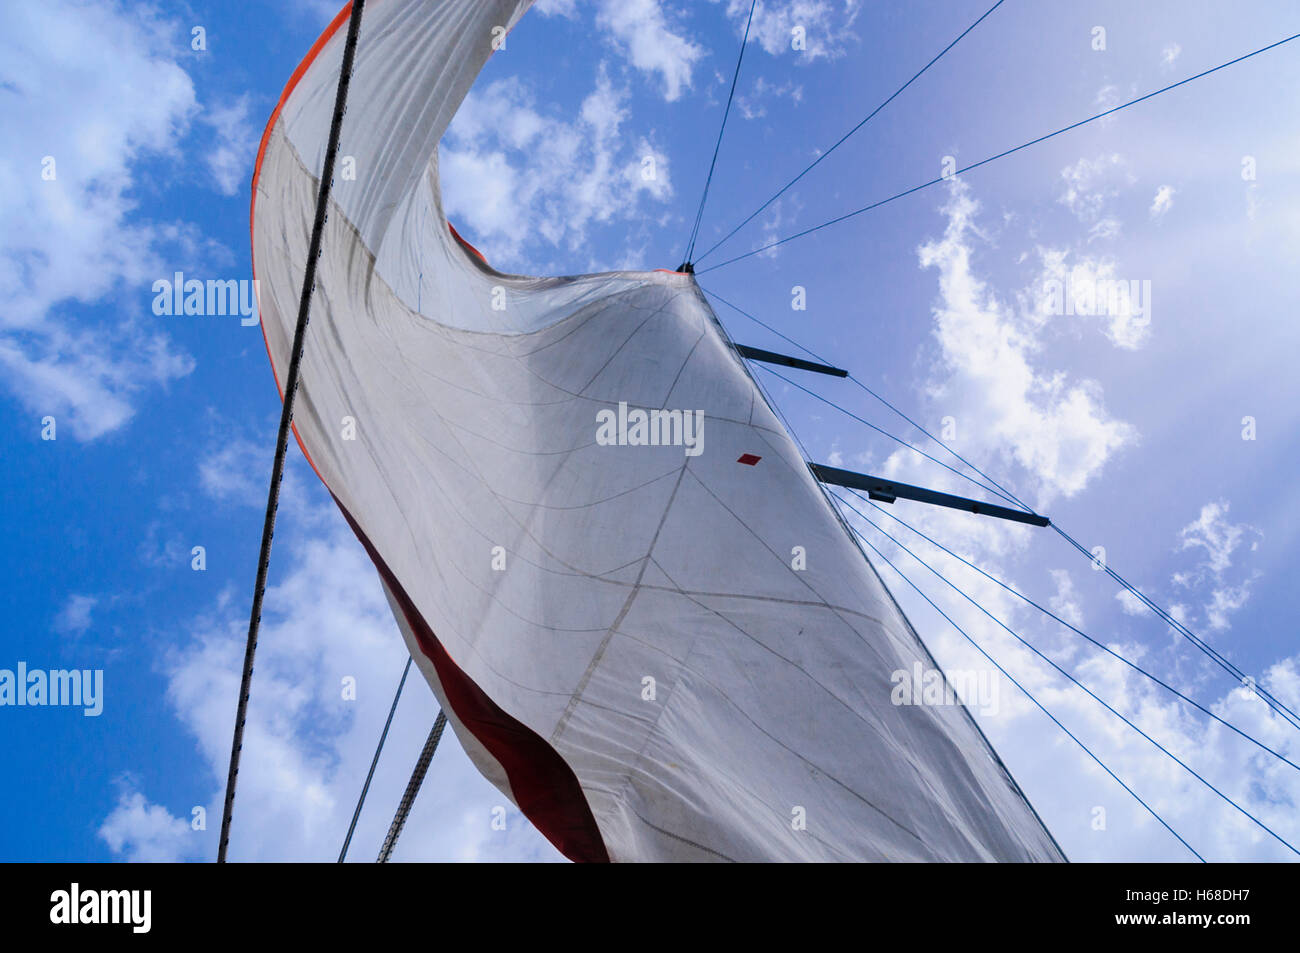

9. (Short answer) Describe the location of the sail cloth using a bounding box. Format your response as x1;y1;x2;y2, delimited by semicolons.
252;0;1064;862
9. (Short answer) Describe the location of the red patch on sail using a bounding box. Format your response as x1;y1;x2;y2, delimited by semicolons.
737;454;762;466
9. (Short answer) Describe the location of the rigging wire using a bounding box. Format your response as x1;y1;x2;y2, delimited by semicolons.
695;0;1009;265
697;31;1300;275
707;293;1064;853
377;710;449;863
683;0;759;266
850;490;1300;775
834;362;1300;729
834;490;1300;858
707;287;820;467
758;362;1026;509
851;376;1300;729
726;263;1300;757
723;286;1221;861
834;497;1205;862
709;288;1265;860
705;287;1300;730
846;382;1300;730
1053;524;1300;730
705;284;1029;509
338;656;412;863
705;285;832;364
217;0;368;863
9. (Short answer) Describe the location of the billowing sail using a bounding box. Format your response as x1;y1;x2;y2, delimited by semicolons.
252;0;1064;862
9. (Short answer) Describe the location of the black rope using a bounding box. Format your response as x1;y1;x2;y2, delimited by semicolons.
217;0;368;863
338;656;412;862
695;0;1009;264
376;710;448;863
682;0;758;267
699;30;1300;274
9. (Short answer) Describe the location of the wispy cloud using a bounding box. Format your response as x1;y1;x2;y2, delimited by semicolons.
1180;500;1254;575
441;69;673;269
1058;154;1133;240
1175;500;1260;631
54;594;98;638
736;75;803;119
0;0;199;439
1033;248;1152;350
99;786;199;862
201;95;259;197
721;0;862;62
917;180;1135;503
1150;184;1175;218
199;437;273;507
1048;570;1084;628
594;0;704;101
101;487;562;863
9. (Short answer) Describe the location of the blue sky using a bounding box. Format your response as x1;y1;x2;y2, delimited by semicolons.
1;0;1298;862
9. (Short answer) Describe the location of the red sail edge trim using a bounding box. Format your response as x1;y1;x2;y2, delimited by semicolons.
333;495;611;863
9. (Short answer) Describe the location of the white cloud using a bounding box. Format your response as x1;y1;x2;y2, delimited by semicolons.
101;482;563;863
195;423;319;530
917;180;1136;503
0;323;194;441
841;450;1300;861
202;95;258;197
440;69;673;269
1058;154;1134;237
534;0;581;16
1150;184;1175;218
99;788;198;862
0;0;199;440
1094;84;1123;113
1053;642;1300;860
537;0;708;100
287;0;342;26
1119;503;1260;637
1048;570;1084;628
1205;584;1251;632
54;594;98;638
1161;43;1182;69
595;0;704;101
1179;500;1252;575
736;75;803;119
1175;501;1260;632
1116;588;1147;617
721;0;862;61
199;436;273;507
754;194;801;259
1034;248;1152;350
835;479;1300;861
137;520;190;571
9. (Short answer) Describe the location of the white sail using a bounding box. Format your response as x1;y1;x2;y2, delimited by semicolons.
252;0;1064;862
